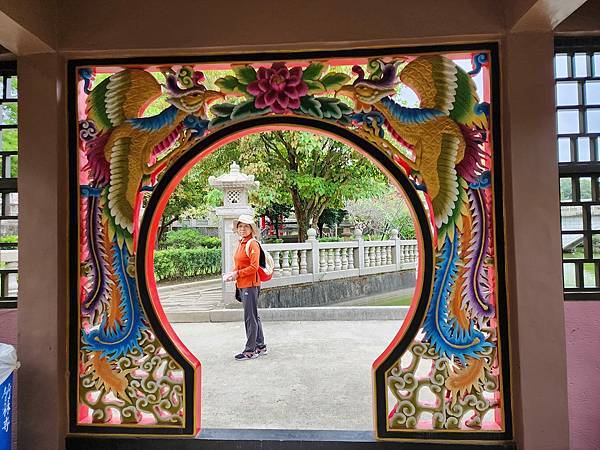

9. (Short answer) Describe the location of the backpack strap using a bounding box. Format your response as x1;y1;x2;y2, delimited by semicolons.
243;238;261;283
244;237;257;257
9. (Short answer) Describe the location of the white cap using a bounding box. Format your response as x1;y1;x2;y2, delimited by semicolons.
233;214;259;237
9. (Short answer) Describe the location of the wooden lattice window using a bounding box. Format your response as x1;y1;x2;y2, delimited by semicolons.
0;62;17;308
555;38;600;300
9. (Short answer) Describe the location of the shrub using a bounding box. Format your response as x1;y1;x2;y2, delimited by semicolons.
198;236;221;248
396;213;416;239
0;235;17;249
264;238;284;244
161;228;221;250
318;236;342;242
154;247;221;281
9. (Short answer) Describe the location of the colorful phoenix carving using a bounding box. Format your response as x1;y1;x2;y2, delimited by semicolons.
337;55;497;426
79;67;222;424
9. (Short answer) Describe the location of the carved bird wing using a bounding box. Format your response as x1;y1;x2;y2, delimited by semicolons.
104;134;145;251
86;69;162;132
430;134;469;246
400;55;487;129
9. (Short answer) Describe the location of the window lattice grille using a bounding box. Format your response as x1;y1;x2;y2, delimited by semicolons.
227;190;240;204
0;62;18;308
555;38;600;300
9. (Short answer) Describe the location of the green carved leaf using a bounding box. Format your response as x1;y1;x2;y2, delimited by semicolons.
208;115;230;129
338;115;351;126
305;79;326;95
232;65;257;85
318;98;342;119
338;102;353;115
320;72;351;91
302;62;327;81
231;100;261;119
300;96;323;119
210;103;236;118
215;76;242;94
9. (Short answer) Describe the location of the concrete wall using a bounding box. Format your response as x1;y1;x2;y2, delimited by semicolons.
56;0;504;56
502;32;570;449
556;0;600;34
260;271;416;308
0;0;55;54
17;53;68;450
564;301;600;450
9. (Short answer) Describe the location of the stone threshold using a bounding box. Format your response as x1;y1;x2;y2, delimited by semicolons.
166;306;409;323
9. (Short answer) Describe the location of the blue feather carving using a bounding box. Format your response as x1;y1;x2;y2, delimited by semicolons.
128;105;180;131
82;238;146;360
423;233;491;364
379;97;445;124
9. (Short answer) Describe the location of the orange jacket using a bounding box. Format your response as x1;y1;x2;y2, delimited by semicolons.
234;237;261;288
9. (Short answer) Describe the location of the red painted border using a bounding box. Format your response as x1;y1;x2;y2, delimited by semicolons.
142;122;429;433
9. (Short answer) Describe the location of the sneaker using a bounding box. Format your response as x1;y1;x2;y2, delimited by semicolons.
255;345;268;357
234;351;258;361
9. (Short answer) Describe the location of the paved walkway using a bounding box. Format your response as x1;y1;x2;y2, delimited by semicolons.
173;320;401;431
158;278;223;313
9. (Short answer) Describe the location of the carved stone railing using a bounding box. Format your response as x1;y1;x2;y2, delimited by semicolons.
262;228;418;289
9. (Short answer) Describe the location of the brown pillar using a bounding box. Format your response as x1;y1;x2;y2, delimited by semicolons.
503;32;570;449
17;53;67;450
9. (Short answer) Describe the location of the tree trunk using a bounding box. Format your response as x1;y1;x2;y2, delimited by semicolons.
156;216;179;249
290;188;309;242
296;214;308;242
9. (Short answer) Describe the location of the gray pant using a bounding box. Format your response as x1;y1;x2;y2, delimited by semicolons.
240;287;265;352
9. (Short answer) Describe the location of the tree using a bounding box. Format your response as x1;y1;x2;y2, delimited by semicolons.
345;186;415;239
155;136;241;243
156;130;394;243
237;131;388;241
257;202;292;239
317;208;347;237
155;169;205;244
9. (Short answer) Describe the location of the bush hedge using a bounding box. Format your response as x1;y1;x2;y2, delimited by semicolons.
154;247;221;281
318;236;343;242
161;228;221;250
0;235;17;249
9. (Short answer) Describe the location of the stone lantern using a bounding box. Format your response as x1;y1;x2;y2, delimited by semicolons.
209;162;259;303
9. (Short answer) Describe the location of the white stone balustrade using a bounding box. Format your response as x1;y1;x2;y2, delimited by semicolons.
261;228;418;289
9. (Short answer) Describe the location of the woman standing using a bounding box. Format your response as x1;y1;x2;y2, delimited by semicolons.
228;214;267;361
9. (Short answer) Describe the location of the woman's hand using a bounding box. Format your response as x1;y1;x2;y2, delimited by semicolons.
222;271;239;282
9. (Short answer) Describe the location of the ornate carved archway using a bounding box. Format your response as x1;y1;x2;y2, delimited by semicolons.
69;44;511;442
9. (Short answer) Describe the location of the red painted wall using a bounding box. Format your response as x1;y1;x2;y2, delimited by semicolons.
564;301;600;450
0;310;17;346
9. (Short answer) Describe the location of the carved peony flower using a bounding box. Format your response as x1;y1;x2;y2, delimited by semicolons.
247;62;309;114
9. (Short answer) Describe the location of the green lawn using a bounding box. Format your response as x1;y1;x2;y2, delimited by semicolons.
563;250;596;287
365;293;414;306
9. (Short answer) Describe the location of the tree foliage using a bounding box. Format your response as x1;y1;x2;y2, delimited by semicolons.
256;202;292;239
345;186;416;239
236;131;388;241
159;130;402;243
317;208;347;237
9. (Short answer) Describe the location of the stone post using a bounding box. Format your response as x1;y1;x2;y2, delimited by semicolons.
354;228;364;273
391;228;402;270
306;227;319;279
209;162;259;305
